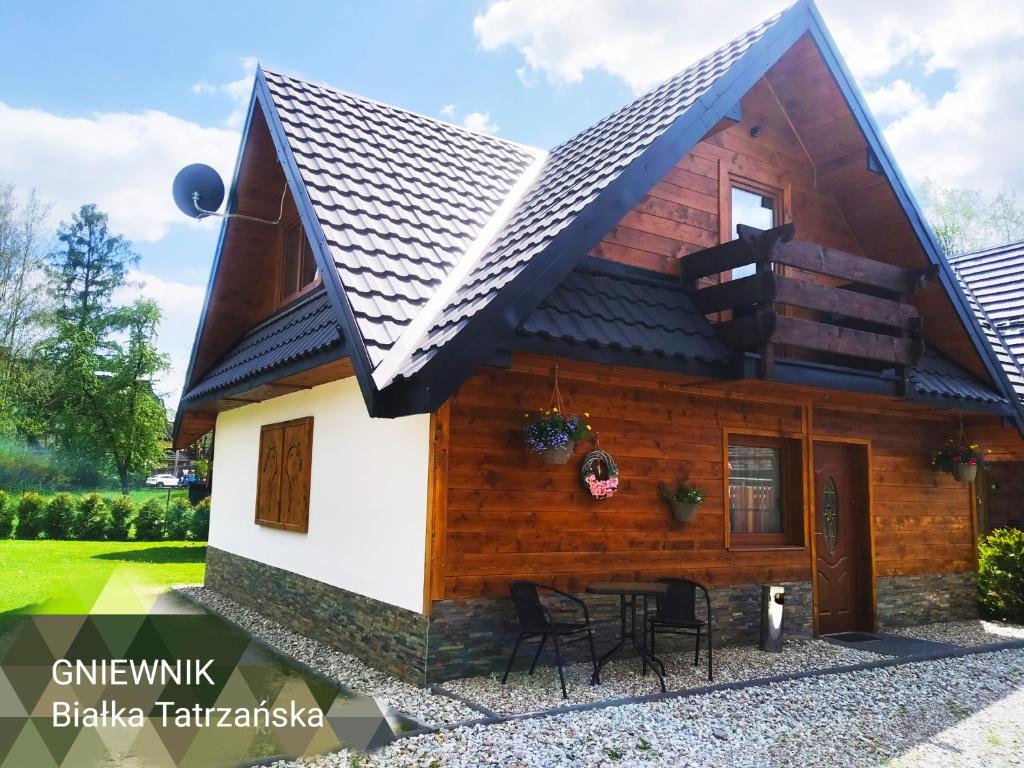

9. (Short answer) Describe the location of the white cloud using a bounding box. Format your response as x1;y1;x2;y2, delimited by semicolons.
440;103;457;117
116;270;206;403
865;79;926;118
472;0;1024;196
473;0;790;92
191;56;258;130
462;111;500;134
0;102;238;243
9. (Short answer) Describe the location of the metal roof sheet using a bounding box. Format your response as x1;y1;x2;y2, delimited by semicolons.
182;287;343;402
910;348;1007;405
516;264;732;364
262;70;537;367
950;241;1024;401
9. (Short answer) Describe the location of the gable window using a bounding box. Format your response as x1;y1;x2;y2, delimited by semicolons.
282;222;318;302
729;186;776;279
727;434;803;547
255;417;313;532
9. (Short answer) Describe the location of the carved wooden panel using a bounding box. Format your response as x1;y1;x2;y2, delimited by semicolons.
255;417;313;532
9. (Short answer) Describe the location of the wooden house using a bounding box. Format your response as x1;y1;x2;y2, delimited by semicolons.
174;1;1024;684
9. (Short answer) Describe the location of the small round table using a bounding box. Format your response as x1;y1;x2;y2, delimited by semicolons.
586;581;668;692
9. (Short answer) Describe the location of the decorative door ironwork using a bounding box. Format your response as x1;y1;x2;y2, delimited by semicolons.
822;477;838;552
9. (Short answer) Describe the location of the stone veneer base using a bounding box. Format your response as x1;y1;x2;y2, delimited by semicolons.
876;571;978;627
205;550;979;684
204;547;429;684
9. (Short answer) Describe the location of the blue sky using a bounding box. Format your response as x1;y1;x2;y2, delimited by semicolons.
2;0;1022;405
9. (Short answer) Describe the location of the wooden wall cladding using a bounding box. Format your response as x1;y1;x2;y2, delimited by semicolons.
435;354;982;600
587;32;990;382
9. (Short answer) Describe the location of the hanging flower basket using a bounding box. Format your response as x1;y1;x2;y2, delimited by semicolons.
581;449;619;500
523;411;590;464
522;365;592;465
541;440;575;465
931;439;987;484
952;463;978;484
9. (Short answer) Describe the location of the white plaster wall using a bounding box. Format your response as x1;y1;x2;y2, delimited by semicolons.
208;376;430;613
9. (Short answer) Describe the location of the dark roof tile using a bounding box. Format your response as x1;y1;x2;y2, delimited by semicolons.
406;11;785;374
516;264;732;364
183;288;343;402
263;69;537;365
951;241;1024;400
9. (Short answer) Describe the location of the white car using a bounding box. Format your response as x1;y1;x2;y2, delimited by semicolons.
145;473;180;488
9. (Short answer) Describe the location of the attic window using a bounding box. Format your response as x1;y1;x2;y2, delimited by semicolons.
282;221;318;301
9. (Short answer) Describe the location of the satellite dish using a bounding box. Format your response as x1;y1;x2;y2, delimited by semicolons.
172;163;225;219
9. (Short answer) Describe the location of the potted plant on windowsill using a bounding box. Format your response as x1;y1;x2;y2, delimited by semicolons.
659;483;705;522
523;409;592;464
931;441;988;483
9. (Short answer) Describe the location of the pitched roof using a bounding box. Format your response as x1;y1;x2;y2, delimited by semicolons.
261;69;538;367
401;11;786;378
950;240;1024;401
178;0;1022;433
181;287;343;404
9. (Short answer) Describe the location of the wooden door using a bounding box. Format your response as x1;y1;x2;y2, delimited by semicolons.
814;441;871;634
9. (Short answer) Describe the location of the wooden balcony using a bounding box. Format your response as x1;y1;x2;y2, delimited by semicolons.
683;223;937;379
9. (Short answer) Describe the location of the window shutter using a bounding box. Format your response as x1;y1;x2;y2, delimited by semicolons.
255;417;312;532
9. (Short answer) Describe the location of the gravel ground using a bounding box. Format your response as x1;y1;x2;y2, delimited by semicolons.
892;620;1024;647
175;586;479;726
442;639;878;716
273;647;1024;768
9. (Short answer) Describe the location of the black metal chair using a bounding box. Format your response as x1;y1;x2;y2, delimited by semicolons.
645;577;713;681
501;581;599;699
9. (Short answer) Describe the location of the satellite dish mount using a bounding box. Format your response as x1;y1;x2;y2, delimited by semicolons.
172;163;285;225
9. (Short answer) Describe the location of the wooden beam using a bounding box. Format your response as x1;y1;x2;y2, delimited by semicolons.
771;239;921;295
684;223;796;283
774;275;920;330
691;271;776;314
773;315;924;366
682;238;757;283
716;311;777;348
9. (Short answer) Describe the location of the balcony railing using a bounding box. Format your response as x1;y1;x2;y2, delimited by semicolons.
683;223;937;379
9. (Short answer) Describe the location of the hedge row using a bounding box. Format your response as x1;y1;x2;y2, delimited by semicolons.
978;527;1024;623
0;490;209;542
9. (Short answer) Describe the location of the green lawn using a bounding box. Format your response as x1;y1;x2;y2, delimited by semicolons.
0;540;205;630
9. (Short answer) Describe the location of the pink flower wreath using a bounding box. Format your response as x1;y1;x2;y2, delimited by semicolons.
580;449;620;500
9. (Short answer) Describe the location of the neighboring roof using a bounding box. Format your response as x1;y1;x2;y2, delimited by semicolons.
515;260;731;367
181;287;343;404
404;10;786;377
261;69;538;367
950;241;1024;401
910;349;1008;406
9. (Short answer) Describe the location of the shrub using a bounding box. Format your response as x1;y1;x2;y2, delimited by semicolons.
191;497;210;541
108;496;135;541
14;492;46;539
0;490;12;538
134;499;165;541
978;528;1024;623
164;498;193;540
43;493;78;539
76;494;112;540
